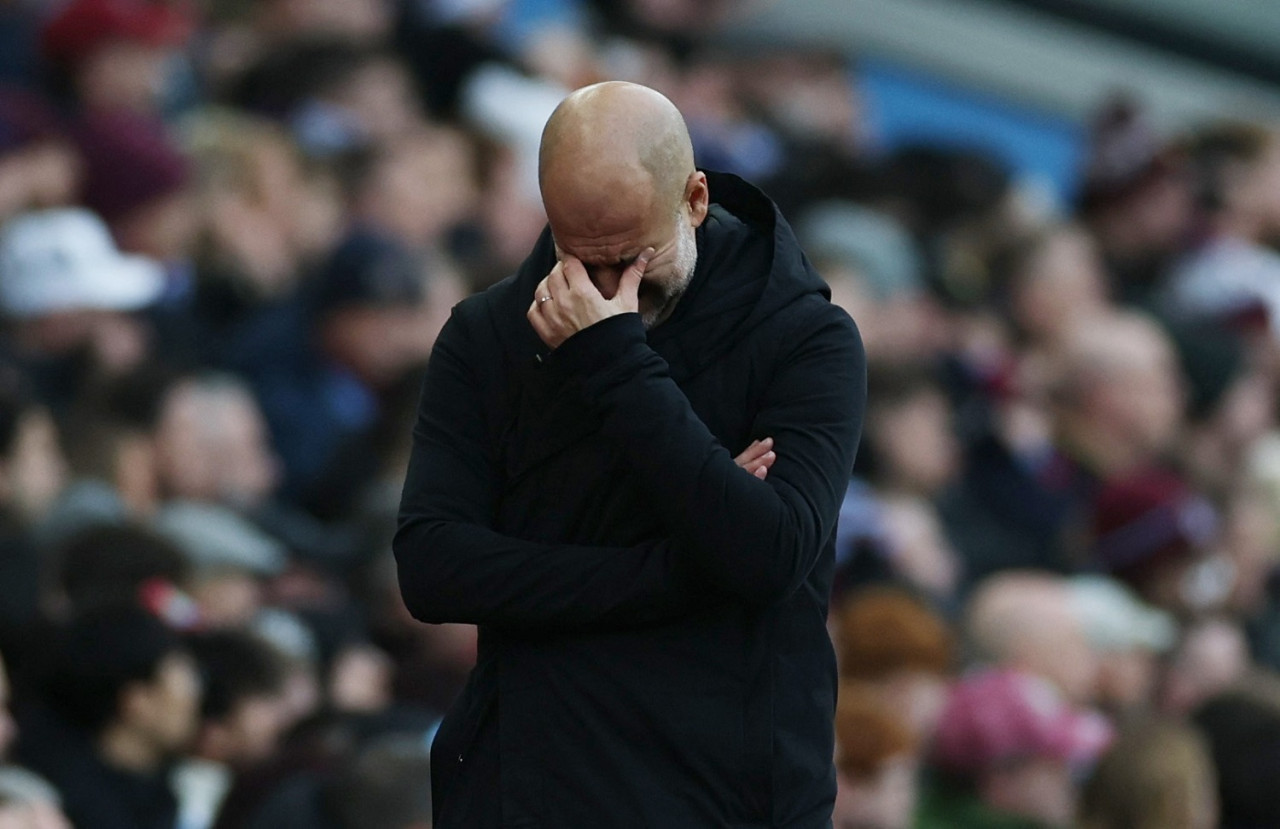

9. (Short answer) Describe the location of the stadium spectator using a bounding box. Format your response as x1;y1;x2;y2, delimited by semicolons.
0;87;80;224
834;586;954;740
50;523;192;622
153;373;280;507
964;570;1099;705
0;208;164;410
1161;618;1251;716
1070;575;1177;718
1076;97;1195;307
16;606;202;829
152;501;286;629
921;668;1112;829
1193;675;1280;828
229;228;459;508
173;630;291;829
1077;717;1218;829
1165;122;1280;337
1089;470;1232;614
0;376;66;661
40;0;194;117
798;201;943;367
832;682;919;829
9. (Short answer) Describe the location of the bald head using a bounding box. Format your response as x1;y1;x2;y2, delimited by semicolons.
966;571;1099;702
539;82;696;218
1057;312;1176;392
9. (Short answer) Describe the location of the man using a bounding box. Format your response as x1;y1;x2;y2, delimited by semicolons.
173;630;291;829
15;606;202;829
394;81;865;826
920;669;1112;829
964;571;1099;705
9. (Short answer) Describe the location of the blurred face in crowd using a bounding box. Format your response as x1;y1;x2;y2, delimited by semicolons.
1010;225;1109;346
1094;329;1183;456
360;129;480;249
113;189;199;263
875;670;949;748
329;57;421;147
0;407;67;524
213;392;279;506
155;379;280;506
0;140;80;223
120;652;202;759
1185;371;1276;498
1223;483;1280;613
154;380;219;501
474;144;548;277
1094;648;1161;715
1226;132;1280;241
199;131;313;297
1090;170;1195;262
968;575;1100;705
203;691;292;768
328;643;393;714
321;267;466;389
868;388;959;497
1058;315;1185;472
190;569;264;629
76;41;175;115
1160;618;1250;716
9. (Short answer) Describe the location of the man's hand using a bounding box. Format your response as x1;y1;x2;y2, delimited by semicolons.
527;249;653;349
734;437;775;480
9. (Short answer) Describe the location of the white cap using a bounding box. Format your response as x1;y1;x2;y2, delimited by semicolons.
1070;575;1177;653
0;208;164;317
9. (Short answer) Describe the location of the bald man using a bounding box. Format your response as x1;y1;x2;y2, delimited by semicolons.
395;82;866;827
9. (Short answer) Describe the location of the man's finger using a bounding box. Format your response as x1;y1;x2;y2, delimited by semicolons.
550;259;572;296
754;465;768;480
560;255;593;295
528;301;552;340
617;247;653;309
533;275;553;304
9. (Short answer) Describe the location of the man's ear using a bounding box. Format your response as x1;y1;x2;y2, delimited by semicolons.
685;171;709;229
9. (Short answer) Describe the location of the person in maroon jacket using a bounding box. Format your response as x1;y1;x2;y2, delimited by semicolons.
395;81;866;828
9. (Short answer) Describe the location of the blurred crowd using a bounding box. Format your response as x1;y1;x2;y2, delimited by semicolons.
0;0;1278;827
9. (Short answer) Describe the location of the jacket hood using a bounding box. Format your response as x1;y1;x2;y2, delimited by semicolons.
494;170;829;380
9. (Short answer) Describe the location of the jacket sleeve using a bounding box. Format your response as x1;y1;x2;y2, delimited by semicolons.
546;307;866;605
393;309;704;629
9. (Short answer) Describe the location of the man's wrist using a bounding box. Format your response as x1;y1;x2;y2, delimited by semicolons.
542;312;646;380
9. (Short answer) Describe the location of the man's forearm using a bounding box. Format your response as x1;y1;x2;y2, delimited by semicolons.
544;312;865;604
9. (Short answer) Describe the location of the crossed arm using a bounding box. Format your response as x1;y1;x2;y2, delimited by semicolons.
393;253;862;629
